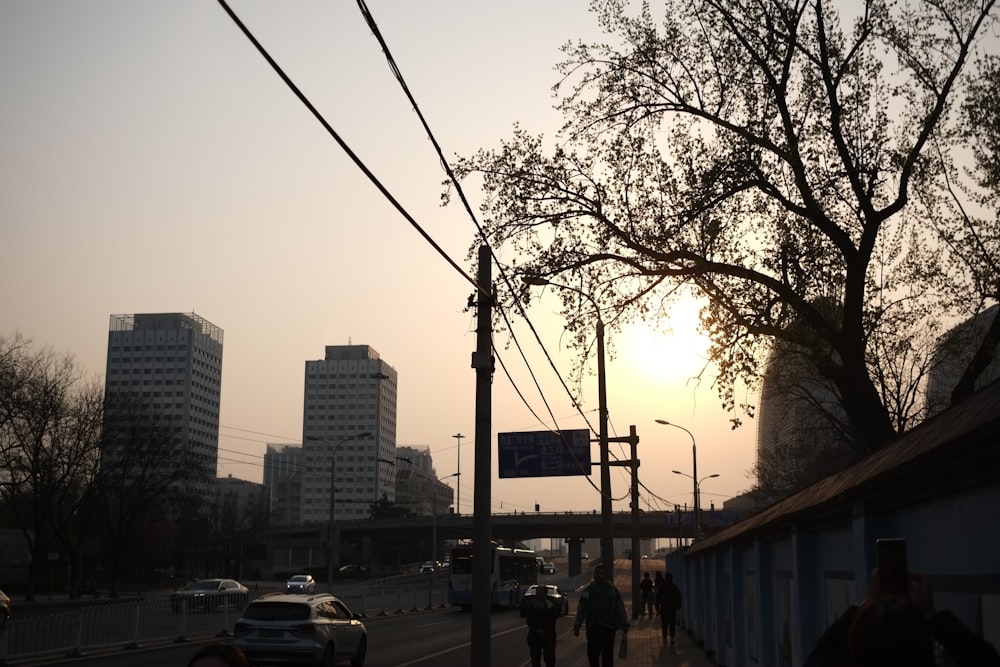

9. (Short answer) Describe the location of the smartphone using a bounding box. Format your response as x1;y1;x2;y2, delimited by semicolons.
877;538;908;596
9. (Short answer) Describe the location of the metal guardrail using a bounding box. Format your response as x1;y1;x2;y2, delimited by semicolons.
0;582;451;665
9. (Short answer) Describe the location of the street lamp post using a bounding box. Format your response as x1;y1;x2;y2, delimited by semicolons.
452;433;464;516
525;276;613;575
671;470;720;540
432;473;460;566
656;419;712;540
306;432;371;592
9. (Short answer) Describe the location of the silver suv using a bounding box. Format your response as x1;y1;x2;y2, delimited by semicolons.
233;593;367;666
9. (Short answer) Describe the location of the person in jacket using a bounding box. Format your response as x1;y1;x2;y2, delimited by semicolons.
655;571;682;644
639;572;654;618
523;584;561;667
573;564;629;667
805;571;1000;667
652;570;665;617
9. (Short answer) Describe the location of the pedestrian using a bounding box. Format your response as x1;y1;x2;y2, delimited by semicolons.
655;571;682;645
652;571;665;617
639;571;654;618
522;584;560;667
573;564;629;667
805;571;1000;667
187;643;249;667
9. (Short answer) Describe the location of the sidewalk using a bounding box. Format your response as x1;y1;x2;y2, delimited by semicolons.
549;559;717;667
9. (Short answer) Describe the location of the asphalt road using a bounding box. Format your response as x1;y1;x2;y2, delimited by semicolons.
19;604;557;667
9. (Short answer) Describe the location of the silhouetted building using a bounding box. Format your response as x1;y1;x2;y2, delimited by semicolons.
926;304;1000;416
103;312;224;499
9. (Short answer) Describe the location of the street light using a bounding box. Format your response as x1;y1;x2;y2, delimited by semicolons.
525;276;613;575
452;433;464;516
671;470;720;538
432;473;460;567
655;419;706;540
306;432;372;592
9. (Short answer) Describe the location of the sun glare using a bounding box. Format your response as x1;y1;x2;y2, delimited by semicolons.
616;298;711;385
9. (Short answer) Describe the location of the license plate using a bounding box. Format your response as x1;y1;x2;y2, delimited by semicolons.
259;629;284;638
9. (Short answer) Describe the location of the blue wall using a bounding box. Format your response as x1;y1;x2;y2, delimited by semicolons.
665;380;1000;667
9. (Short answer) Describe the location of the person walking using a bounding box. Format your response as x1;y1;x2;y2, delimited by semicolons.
653;571;665;617
656;571;682;644
639;572;655;618
523;584;561;667
573;564;629;667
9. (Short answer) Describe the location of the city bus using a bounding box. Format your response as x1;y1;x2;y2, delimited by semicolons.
448;542;538;610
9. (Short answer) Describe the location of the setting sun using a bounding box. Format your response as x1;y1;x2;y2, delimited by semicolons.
615;297;712;386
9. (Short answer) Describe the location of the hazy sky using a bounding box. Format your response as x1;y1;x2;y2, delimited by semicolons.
1;1;757;516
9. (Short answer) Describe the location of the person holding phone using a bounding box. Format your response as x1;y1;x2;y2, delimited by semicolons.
805;550;1000;666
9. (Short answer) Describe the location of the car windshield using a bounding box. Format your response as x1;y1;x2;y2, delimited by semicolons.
289;576;309;582
189;580;222;591
242;602;311;621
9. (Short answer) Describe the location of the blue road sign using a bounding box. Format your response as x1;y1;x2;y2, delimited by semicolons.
497;429;592;478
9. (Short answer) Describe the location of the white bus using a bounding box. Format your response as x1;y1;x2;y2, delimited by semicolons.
448;543;538;610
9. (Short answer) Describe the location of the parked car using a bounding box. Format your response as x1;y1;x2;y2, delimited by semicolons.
519;584;570;616
285;574;316;594
234;593;367;666
0;588;9;621
170;578;249;613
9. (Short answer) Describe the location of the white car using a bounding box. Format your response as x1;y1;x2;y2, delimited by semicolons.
285;574;316;593
169;578;249;613
234;593;367;666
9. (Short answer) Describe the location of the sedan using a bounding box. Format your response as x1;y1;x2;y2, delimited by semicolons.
285;574;316;594
520;584;570;616
170;578;249;613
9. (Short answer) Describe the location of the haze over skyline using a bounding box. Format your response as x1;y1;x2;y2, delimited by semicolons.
1;1;757;516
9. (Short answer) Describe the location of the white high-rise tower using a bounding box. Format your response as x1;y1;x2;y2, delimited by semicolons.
301;344;397;523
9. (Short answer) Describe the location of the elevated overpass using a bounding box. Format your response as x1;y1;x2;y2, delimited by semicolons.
265;509;741;576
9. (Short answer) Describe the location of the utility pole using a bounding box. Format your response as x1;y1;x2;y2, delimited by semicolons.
470;245;493;666
609;426;640;618
628;426;640;619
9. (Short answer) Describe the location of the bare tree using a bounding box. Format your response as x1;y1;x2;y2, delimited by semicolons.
452;0;1000;455
0;334;103;601
98;393;202;596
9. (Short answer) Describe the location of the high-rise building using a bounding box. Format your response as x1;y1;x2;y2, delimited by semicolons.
754;340;856;502
301;344;397;524
926;304;1000;417
103;312;224;499
394;445;454;517
263;443;303;490
264;443;304;525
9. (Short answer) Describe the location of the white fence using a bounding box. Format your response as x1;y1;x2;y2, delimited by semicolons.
0;580;450;665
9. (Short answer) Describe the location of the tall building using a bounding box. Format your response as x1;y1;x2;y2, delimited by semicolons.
926;304;1000;417
264;443;304;525
103;312;224;499
263;443;303;489
301;345;397;523
394;445;454;517
754;340;856;502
